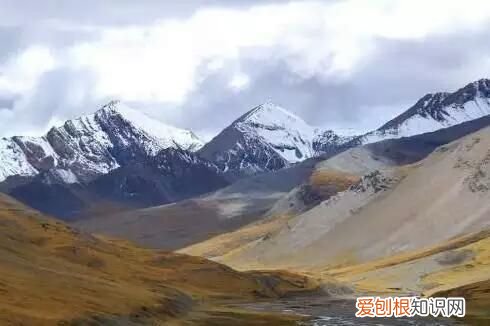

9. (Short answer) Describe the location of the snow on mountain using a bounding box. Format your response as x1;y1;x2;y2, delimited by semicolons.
105;101;203;152
235;102;316;163
198;102;358;176
4;79;489;183
361;79;490;144
0;101;204;183
0;139;38;182
199;79;490;177
198;102;321;176
312;129;358;155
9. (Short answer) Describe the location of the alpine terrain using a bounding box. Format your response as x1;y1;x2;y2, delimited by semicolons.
0;101;229;219
1;77;490;324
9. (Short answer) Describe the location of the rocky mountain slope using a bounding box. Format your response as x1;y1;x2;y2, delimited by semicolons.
198;79;490;178
198;102;319;177
75;155;325;249
198;102;356;178
2;79;490;186
358;78;490;144
0;100;203;184
0;193;317;325
3;78;490;222
312;129;357;155
204;125;490;271
181;116;490;260
79;115;490;250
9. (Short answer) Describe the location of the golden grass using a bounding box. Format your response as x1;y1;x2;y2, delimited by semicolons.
0;194;318;325
315;228;490;320
309;170;360;193
422;235;490;296
325;229;490;278
431;279;490;322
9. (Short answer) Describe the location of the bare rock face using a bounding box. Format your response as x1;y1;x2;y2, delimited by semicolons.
350;170;401;194
312;130;357;155
454;137;490;193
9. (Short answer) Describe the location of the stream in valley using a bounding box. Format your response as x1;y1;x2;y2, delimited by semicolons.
232;296;467;326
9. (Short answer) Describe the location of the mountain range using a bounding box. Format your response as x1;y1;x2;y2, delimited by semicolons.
192;123;490;270
1;79;490;219
1;78;490;323
0;100;203;184
78;114;490;250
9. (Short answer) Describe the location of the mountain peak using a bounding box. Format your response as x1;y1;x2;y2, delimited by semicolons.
360;78;490;144
0;101;204;183
238;102;304;126
99;99;121;112
471;78;490;90
97;100;145;121
457;78;490;98
94;101;203;151
199;102;318;175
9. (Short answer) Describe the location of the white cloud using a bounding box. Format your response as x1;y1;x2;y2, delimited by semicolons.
0;46;56;94
229;73;250;91
64;0;490;103
1;0;490;136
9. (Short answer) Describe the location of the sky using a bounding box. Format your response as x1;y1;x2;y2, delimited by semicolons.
1;0;490;140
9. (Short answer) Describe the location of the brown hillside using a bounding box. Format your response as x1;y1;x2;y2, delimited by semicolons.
0;194;317;325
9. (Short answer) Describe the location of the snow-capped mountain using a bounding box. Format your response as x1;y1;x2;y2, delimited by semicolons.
360;79;490;144
0;101;203;183
198;102;319;176
5;146;228;219
3;79;489;185
236;102;317;163
198;102;360;176
199;79;490;177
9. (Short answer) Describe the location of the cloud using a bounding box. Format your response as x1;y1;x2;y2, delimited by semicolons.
1;0;490;138
1;67;99;137
65;0;490;102
229;73;250;92
0;46;57;94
